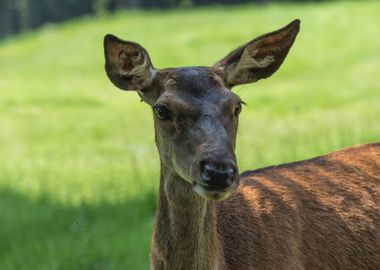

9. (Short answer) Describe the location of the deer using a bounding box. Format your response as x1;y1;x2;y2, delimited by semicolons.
103;19;380;270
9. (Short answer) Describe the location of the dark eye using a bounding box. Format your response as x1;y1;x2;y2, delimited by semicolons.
153;105;172;120
234;102;242;116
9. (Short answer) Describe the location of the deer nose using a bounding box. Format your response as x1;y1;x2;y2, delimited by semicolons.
200;160;237;189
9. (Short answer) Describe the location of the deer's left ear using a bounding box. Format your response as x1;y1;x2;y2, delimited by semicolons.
104;34;156;91
213;19;300;88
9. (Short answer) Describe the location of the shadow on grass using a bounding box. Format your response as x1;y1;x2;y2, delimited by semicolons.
0;189;156;270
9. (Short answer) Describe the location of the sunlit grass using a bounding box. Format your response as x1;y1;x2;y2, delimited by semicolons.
0;1;379;269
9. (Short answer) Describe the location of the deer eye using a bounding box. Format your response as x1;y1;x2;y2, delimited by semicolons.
234;102;242;116
153;105;172;120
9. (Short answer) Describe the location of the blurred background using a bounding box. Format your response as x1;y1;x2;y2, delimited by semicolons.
0;0;379;269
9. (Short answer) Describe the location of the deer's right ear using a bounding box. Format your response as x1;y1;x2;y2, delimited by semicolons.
104;34;156;92
213;20;300;88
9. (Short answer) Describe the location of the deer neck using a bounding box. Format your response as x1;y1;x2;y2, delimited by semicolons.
151;162;224;270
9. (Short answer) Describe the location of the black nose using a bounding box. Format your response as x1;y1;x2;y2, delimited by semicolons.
200;160;237;189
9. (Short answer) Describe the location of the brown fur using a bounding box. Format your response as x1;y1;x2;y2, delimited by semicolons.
219;143;380;269
150;144;380;270
151;163;224;270
103;19;380;269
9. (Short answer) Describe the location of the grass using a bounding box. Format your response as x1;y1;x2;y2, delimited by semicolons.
0;1;379;269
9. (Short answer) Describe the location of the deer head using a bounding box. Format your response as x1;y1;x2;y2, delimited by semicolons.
104;19;300;200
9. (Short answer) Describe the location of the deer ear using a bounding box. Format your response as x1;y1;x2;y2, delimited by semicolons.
213;19;300;88
104;34;156;91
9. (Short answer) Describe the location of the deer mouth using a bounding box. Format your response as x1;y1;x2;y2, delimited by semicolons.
192;180;238;201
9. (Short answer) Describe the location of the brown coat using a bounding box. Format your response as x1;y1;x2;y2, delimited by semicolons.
218;143;380;269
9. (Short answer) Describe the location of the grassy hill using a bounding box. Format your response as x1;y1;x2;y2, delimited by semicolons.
0;1;379;269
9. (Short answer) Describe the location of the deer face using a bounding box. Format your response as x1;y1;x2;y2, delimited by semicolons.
149;67;242;201
104;20;300;200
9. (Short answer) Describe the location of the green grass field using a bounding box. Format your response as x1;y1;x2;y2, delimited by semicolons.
0;1;379;269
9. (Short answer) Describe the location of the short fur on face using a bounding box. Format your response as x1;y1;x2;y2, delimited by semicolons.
103;20;380;270
104;19;300;198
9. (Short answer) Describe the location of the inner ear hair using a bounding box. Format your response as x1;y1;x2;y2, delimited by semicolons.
214;19;300;87
104;34;156;91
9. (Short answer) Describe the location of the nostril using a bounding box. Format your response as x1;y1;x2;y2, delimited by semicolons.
226;167;236;178
204;163;214;173
201;162;214;182
200;160;237;188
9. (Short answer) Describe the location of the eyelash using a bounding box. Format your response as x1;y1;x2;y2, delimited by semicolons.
234;102;243;116
153;104;172;120
153;101;244;120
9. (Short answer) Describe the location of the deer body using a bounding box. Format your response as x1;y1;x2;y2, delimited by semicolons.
103;20;380;269
151;143;380;270
151;164;224;270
